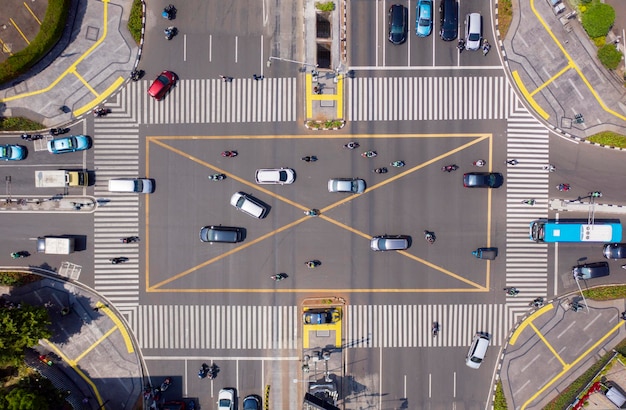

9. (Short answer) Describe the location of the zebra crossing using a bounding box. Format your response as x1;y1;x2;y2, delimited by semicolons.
504;99;550;317
92;117;141;308
127;303;512;350
345;75;512;122
115;77;298;125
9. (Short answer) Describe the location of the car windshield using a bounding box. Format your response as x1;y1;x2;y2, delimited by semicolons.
157;75;170;85
469;32;480;41
219;399;231;405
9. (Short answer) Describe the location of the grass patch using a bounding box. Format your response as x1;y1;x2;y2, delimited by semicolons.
498;0;513;39
0;117;45;132
587;131;626;148
494;380;508;409
128;0;143;45
0;272;42;287
582;284;626;301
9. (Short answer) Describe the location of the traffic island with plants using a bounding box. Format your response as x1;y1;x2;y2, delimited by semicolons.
305;120;345;130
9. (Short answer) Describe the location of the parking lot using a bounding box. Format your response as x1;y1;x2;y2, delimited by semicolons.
143;133;501;295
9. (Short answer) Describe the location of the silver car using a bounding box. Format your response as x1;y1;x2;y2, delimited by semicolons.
254;168;295;184
327;178;366;193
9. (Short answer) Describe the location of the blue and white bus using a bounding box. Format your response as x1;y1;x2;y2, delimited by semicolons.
529;219;623;243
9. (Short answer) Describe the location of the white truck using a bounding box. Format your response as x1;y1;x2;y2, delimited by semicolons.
37;237;75;254
35;170;88;188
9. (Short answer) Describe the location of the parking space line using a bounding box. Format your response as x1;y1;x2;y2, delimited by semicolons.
0;38;12;56
23;2;42;25
146;133;494;293
9;18;30;44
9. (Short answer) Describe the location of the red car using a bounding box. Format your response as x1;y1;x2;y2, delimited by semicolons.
148;70;177;100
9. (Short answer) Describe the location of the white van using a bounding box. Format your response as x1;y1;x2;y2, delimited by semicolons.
466;332;490;369
108;178;154;194
230;192;268;219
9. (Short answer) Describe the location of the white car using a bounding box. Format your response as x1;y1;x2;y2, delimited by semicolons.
464;13;482;50
254;168;295;184
218;388;235;410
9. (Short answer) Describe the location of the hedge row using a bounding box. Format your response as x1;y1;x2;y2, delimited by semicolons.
0;0;70;85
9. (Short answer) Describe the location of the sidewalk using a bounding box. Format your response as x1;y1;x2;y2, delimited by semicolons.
500;0;626;139
0;0;138;127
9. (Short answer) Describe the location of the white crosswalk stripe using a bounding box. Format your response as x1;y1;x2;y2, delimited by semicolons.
346;75;512;121
505;99;550;317
114;78;298;124
92;121;141;308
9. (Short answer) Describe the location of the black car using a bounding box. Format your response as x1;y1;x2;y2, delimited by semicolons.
439;0;458;41
200;226;244;243
463;172;504;188
603;243;626;259
243;395;261;410
572;261;610;280
388;5;408;45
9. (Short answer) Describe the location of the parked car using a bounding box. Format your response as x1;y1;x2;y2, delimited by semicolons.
217;388;235;410
328;178;366;193
303;308;341;325
370;235;410;251
47;135;91;154
254;168;295;184
416;0;433;37
572;261;610;280
439;0;458;41
463;172;503;188
200;226;244;243
148;70;177;100
603;243;626;259
0;144;26;160
464;13;482;50
243;395;261;410
388;5;408;44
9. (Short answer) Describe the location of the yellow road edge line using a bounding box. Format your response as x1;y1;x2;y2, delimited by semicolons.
529;0;626;122
306;73;313;119
74;76;125;116
0;0;110;104
529;322;566;366
74;327;117;363
512;70;550;120
509;303;553;345
531;63;572;96
9;18;30;44
147;135;491;291
521;319;624;410
336;75;344;119
303;328;310;349
42;340;105;407
24;2;42;25
97;302;134;353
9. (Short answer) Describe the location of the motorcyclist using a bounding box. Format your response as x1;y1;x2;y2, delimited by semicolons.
424;230;435;244
301;156;318;162
304;209;320;216
432;322;439;337
390;160;405;167
344;141;359;150
361;151;377;158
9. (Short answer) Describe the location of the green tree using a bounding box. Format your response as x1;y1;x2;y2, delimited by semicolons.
0;305;51;366
581;3;615;38
598;44;623;70
0;375;68;410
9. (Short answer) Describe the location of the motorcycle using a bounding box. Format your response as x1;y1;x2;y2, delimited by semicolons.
221;150;238;158
110;257;128;264
271;273;288;281
506;159;518;166
521;199;535;205
208;173;226;181
50;128;69;136
301;155;318;162
121;236;140;243
207;364;218;379
473;159;485;167
432;322;439;337
10;251;29;259
164;26;177;40
162;4;176;19
372;167;388;174
361;151;377;158
390;160;405;168
305;260;320;269
542;164;556;172
130;69;144;81
530;297;545;308
344;141;359;150
557;183;570;192
198;363;209;379
21;134;43;141
304;209;320;217
504;287;519;296
93;107;110;117
424;230;435;245
441;164;459;172
160;377;172;391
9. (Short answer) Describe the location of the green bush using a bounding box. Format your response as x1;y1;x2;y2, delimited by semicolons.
0;117;44;132
494;380;508;410
581;3;615;38
598;43;622;70
128;0;143;45
0;0;70;85
315;1;336;12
